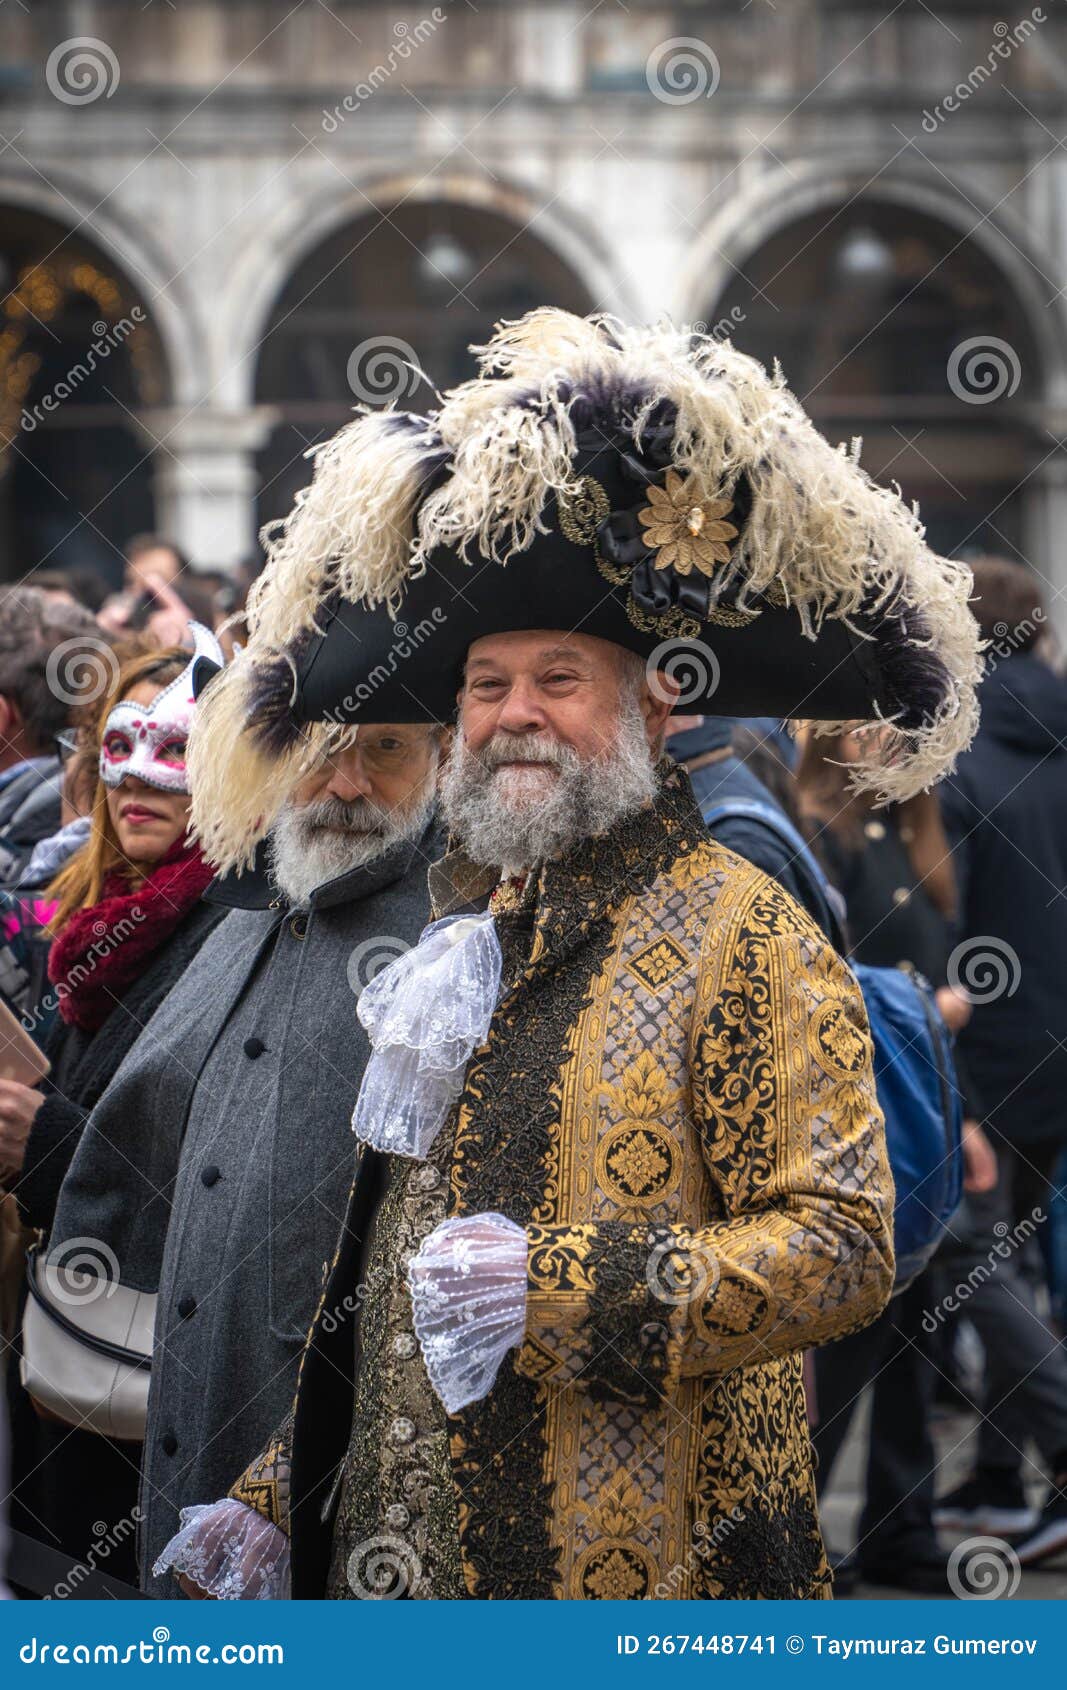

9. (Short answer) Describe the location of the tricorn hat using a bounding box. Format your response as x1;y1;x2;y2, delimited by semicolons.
190;310;980;871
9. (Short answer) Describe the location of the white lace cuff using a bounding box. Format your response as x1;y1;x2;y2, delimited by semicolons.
407;1212;528;1413
153;1500;290;1600
353;913;502;1159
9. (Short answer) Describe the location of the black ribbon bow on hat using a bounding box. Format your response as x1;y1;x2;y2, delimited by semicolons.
567;392;751;622
597;507;713;620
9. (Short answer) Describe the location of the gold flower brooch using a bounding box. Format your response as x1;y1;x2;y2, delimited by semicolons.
637;470;738;578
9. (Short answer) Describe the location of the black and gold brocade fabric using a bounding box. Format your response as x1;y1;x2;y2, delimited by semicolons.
228;1429;292;1534
324;1135;466;1600
232;763;894;1598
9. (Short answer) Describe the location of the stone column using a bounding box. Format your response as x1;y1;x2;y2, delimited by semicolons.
132;407;279;570
1022;440;1067;652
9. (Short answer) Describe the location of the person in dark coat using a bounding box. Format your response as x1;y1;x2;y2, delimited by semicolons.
0;730;99;1041
45;723;444;1594
935;555;1067;1569
795;728;987;1594
0;588;103;887
1;646;221;1227
667;714;841;939
1;643;223;1592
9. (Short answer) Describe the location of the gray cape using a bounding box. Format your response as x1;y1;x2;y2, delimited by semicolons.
48;823;439;1590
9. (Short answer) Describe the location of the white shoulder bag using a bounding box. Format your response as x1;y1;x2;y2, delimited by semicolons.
21;1245;155;1442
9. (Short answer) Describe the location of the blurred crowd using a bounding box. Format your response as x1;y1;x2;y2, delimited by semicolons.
0;539;1065;1598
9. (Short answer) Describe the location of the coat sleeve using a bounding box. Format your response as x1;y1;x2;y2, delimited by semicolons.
937;774;975;939
16;1093;87;1231
227;1410;294;1536
513;882;895;1404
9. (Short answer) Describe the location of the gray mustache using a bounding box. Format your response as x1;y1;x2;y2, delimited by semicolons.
300;797;384;834
477;734;577;771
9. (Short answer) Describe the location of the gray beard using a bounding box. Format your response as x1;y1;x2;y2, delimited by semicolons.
440;698;658;873
267;787;435;907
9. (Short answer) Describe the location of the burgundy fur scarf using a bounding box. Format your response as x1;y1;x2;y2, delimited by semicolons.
48;840;215;1033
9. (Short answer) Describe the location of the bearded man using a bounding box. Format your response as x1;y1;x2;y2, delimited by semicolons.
43;723;441;1593
161;311;979;1601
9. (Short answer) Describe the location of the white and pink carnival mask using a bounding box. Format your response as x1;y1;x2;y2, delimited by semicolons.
99;622;224;797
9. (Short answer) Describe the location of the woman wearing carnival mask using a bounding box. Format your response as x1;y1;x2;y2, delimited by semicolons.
3;629;227;1589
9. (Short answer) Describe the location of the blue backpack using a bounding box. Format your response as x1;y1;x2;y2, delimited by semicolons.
703;798;963;1292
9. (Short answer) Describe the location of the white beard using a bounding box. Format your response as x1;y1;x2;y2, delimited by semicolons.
440;695;658;872
267;785;435;907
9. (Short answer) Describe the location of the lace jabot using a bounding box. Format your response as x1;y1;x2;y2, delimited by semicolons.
352;913;502;1160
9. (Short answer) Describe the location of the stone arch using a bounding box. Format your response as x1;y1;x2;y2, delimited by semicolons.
239;170;629;535
0;167;209;405
0;176;214;577
219;168;633;409
677;159;1067;402
680;158;1067;580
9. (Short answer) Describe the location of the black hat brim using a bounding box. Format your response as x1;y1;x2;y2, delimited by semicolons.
292;543;884;727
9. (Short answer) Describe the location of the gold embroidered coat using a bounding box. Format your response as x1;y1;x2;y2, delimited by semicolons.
233;768;895;1599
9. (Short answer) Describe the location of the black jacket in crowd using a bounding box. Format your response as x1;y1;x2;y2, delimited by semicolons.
16;898;226;1232
0;760;61;887
7;894;224;1594
938;653;1067;1149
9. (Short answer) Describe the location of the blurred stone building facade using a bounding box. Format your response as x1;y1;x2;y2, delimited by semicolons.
2;0;1066;633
